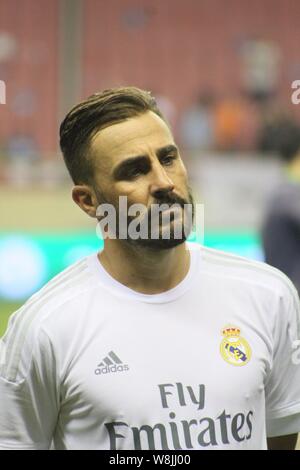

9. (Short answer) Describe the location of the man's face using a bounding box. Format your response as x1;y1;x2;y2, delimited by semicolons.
90;111;194;249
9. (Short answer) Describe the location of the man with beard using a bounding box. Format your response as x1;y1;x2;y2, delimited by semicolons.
0;87;300;450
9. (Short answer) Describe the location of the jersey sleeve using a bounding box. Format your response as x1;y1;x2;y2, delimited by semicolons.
0;311;60;449
265;279;300;437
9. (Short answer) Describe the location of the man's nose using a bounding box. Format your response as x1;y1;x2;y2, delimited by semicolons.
149;164;175;199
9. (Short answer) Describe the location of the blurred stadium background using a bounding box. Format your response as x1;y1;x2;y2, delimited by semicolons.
0;1;299;347
1;0;300;448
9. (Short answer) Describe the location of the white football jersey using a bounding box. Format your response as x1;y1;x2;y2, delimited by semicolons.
0;243;300;450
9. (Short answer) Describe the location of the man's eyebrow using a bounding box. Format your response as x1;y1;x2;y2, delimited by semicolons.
113;155;148;179
156;144;178;159
112;144;178;179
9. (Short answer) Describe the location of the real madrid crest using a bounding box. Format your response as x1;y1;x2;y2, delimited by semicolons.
220;326;251;366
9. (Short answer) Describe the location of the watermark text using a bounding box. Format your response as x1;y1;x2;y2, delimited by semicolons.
0;80;6;104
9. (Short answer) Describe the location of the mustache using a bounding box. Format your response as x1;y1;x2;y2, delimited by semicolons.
136;192;194;225
150;192;190;209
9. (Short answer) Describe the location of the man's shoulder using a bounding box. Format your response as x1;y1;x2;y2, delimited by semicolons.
23;254;98;315
1;255;99;348
200;245;298;299
0;255;100;382
266;181;300;214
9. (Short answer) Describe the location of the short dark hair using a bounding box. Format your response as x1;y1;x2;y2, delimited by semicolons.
59;86;165;184
276;122;300;162
259;118;300;162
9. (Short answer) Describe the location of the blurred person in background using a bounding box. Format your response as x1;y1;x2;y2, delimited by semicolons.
214;91;261;153
261;122;300;295
154;92;177;132
179;91;215;153
0;87;300;450
240;37;280;105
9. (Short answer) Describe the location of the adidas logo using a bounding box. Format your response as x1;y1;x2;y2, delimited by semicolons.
95;351;129;375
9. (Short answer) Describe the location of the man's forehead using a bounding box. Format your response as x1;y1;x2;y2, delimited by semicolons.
91;111;174;160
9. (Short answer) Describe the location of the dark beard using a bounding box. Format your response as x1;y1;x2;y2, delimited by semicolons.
126;190;194;250
95;188;195;251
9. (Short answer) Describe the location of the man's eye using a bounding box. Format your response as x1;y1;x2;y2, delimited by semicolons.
161;155;176;165
128;168;143;178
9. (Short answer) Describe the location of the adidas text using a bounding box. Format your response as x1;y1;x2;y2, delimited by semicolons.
95;364;129;375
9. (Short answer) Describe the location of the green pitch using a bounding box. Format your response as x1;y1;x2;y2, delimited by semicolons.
0;303;21;337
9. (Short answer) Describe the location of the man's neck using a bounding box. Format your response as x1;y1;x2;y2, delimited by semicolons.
98;240;190;295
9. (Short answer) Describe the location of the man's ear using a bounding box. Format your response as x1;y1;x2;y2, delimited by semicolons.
72;185;98;218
